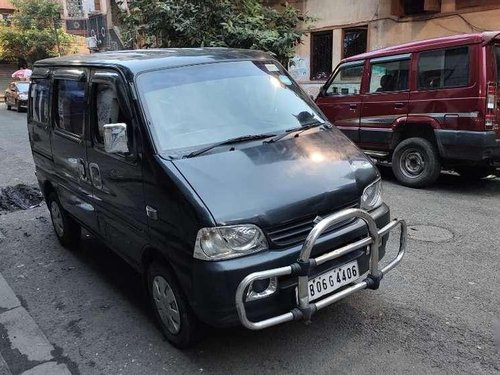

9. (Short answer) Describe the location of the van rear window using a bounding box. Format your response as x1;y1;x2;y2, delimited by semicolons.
418;47;469;90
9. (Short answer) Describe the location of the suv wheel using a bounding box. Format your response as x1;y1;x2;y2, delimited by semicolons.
147;261;200;349
456;166;496;180
47;193;81;247
392;137;441;188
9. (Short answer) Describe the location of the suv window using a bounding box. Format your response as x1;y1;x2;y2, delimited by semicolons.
30;79;50;124
369;59;410;93
418;46;469;90
495;45;500;83
325;63;364;96
93;83;127;147
55;80;86;136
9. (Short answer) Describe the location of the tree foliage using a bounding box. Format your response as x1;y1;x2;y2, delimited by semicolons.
0;0;76;66
120;0;312;64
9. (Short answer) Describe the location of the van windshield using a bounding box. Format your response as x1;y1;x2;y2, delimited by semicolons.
136;61;323;155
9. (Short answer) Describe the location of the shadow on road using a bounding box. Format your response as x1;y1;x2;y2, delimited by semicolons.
73;233;152;319
71;231;367;359
378;166;500;197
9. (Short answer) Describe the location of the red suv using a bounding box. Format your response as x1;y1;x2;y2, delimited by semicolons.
316;32;500;188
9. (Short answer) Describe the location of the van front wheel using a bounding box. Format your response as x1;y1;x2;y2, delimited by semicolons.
147;261;200;349
47;193;81;247
392;137;441;188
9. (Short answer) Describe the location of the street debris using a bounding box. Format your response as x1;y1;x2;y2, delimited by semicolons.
0;184;43;213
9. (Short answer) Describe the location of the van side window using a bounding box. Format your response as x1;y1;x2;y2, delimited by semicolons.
325;63;363;96
369;59;410;93
418;47;469;90
93;83;127;149
54;80;86;136
30;79;50;124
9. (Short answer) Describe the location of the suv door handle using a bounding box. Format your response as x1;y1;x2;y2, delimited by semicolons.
89;163;103;190
394;102;405;109
349;103;358;110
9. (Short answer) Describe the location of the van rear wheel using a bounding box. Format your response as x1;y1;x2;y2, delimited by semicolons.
392;137;441;188
147;261;200;349
47;193;81;247
456;166;496;180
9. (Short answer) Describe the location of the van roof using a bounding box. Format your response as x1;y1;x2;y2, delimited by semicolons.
34;48;274;74
343;31;500;63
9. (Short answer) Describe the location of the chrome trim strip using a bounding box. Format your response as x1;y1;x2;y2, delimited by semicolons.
410;112;479;119
360;127;393;132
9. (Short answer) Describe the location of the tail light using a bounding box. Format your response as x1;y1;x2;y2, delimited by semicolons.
485;82;497;129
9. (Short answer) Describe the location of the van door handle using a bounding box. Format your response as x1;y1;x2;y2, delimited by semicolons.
394;102;405;109
349;103;357;110
89;163;103;190
77;158;88;181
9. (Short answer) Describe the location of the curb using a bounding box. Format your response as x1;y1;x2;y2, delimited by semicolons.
0;273;72;375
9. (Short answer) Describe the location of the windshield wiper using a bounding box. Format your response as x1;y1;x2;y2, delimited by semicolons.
264;120;325;144
183;133;276;158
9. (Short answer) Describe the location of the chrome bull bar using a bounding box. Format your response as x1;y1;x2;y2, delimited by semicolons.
235;208;407;330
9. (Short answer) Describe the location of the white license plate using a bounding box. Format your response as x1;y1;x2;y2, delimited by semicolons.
305;260;359;302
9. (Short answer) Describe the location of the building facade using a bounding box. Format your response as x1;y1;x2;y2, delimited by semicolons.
0;0;14;22
60;0;123;52
278;0;500;95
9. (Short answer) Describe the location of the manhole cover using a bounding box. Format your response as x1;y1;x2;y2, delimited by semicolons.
408;225;453;243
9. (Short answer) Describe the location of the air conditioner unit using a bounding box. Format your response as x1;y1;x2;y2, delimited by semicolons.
86;37;97;49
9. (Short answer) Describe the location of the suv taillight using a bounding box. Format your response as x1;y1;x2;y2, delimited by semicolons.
486;82;497;129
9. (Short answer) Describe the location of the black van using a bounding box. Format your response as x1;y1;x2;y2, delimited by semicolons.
28;49;406;348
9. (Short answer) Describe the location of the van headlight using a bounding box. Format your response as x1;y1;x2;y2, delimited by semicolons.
194;224;268;261
360;178;383;211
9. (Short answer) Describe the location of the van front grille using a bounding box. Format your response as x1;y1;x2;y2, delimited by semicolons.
265;201;359;247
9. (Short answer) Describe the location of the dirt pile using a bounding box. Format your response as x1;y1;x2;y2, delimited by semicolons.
0;184;43;213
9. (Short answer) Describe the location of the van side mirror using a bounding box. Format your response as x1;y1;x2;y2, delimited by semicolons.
103;123;129;154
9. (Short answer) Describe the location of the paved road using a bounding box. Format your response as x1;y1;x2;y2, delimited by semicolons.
0;107;35;187
0;105;499;374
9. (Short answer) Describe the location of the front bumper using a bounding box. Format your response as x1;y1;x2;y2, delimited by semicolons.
191;204;405;328
235;208;406;330
17;100;28;109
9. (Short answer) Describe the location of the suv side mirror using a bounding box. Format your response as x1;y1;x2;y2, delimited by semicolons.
318;86;327;97
104;123;129;154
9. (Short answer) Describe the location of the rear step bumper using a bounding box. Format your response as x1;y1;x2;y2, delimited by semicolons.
434;130;500;162
235;208;407;330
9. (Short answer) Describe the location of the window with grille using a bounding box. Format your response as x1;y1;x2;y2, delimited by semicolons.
343;28;367;59
66;0;84;18
310;31;333;81
391;0;440;16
